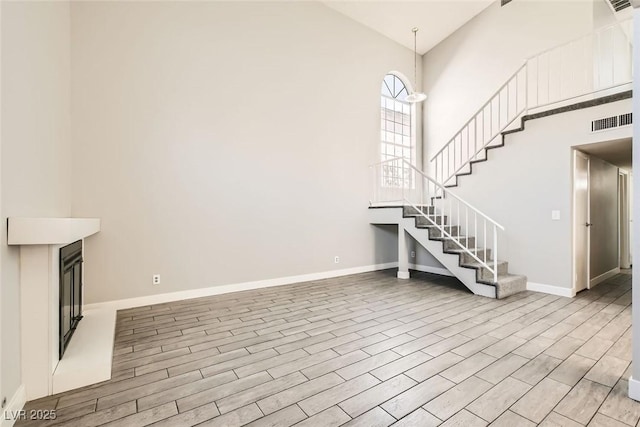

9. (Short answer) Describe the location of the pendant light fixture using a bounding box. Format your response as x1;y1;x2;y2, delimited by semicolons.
405;27;427;103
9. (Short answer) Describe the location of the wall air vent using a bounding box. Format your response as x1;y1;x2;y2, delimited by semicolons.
591;113;632;133
619;112;632;126
609;0;631;12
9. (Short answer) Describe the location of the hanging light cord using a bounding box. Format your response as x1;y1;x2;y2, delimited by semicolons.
406;27;426;103
412;27;419;93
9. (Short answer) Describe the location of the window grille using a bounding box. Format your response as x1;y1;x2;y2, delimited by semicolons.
381;74;414;188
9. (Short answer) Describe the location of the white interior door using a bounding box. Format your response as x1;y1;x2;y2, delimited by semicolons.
574;150;590;293
620;172;629;268
619;171;632;269
630;173;633;265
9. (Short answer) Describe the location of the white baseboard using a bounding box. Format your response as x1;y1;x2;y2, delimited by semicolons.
527;281;575;298
85;262;398;312
409;263;454;277
590;267;620;288
629;376;640;401
1;385;26;427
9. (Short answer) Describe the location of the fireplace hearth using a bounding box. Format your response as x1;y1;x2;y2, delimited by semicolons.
59;240;83;359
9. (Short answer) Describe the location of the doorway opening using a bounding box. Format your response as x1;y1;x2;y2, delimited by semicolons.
572;137;632;294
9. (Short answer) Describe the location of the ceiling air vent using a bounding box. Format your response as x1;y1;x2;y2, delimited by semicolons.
609;0;631;12
591;113;632;133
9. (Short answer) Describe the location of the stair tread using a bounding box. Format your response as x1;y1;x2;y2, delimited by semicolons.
496;273;526;282
417;224;454;230
478;274;527;287
447;247;488;253
476;273;527;287
461;260;507;269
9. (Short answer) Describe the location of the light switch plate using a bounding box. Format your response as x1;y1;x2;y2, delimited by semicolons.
551;210;560;221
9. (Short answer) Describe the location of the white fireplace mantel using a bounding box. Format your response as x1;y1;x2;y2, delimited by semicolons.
8;217;100;246
8;217;101;401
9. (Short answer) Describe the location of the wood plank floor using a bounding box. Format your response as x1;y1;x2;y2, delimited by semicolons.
18;270;637;426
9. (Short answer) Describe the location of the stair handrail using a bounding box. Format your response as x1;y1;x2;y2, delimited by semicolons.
429;63;526;163
370;157;503;282
430;19;633;186
430;64;527;186
372;157;505;230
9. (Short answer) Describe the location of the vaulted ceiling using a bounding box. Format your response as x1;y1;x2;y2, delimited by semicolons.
323;0;495;54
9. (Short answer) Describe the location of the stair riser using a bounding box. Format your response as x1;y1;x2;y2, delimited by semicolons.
459;249;492;264
415;215;448;226
444;237;476;251
496;276;528;299
428;226;461;239
477;262;509;281
403;206;436;216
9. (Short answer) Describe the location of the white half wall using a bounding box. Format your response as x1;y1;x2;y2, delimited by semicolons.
421;0;593;164
70;2;419;303
451;99;632;291
1;0;72;410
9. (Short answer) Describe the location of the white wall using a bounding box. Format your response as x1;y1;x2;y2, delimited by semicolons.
588;155;619;279
415;240;446;269
451;100;631;290
70;1;423;303
630;5;640;400
1;0;71;409
0;0;3;409
593;0;617;28
421;0;593;166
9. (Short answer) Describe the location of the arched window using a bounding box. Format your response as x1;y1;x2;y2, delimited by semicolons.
381;73;414;187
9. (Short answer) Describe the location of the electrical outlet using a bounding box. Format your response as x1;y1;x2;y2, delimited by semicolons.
411;251;416;258
153;274;161;285
334;256;340;264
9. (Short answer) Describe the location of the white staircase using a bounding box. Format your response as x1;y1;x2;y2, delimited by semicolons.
369;158;526;299
431;20;633;188
369;21;633;299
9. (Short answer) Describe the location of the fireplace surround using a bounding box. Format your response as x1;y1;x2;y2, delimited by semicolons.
8;217;100;400
59;240;83;359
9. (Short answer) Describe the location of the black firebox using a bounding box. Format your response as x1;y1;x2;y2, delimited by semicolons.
59;240;83;359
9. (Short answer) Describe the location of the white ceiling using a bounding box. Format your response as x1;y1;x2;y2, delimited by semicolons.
576;138;633;171
323;0;495;54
